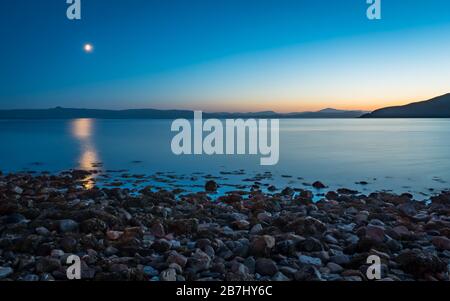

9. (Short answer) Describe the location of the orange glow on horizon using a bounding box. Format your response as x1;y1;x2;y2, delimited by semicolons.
172;91;447;113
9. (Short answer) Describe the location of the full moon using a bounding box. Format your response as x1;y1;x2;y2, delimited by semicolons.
83;43;94;53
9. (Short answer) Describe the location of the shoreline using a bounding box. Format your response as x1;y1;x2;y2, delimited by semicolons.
3;167;446;202
0;170;449;281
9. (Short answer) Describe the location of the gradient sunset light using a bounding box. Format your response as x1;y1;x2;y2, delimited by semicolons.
1;0;450;112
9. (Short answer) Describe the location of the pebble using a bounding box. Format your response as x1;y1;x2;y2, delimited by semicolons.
272;271;290;281
152;239;172;252
250;235;275;256
167;251;188;267
432;236;450;251
143;266;159;278
205;180;218;192
188;249;211;273
59;219;79;233
330;254;351;265
365;224;385;244
0;267;13;279
106;230;123;241
312;181;327;189
35;226;51;236
250;224;263;234
298;255;322;266
22;274;40;281
13;186;23;194
255;258;278;276
327;262;344;273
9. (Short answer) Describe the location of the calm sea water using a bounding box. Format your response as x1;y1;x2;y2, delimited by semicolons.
0;118;449;199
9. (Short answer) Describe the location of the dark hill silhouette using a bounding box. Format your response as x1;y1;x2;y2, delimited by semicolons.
362;93;450;118
0;107;367;119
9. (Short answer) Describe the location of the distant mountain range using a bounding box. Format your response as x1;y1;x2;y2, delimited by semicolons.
3;93;449;119
362;93;450;118
0;107;368;119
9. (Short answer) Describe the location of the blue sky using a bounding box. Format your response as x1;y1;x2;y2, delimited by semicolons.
1;0;450;111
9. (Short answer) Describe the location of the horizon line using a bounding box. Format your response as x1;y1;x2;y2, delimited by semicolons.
0;106;370;114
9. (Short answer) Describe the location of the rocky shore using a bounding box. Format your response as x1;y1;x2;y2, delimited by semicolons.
0;170;449;281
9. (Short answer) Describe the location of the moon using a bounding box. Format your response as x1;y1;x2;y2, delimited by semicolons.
83;43;94;53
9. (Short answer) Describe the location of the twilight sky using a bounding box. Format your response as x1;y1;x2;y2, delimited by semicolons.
1;0;450;112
